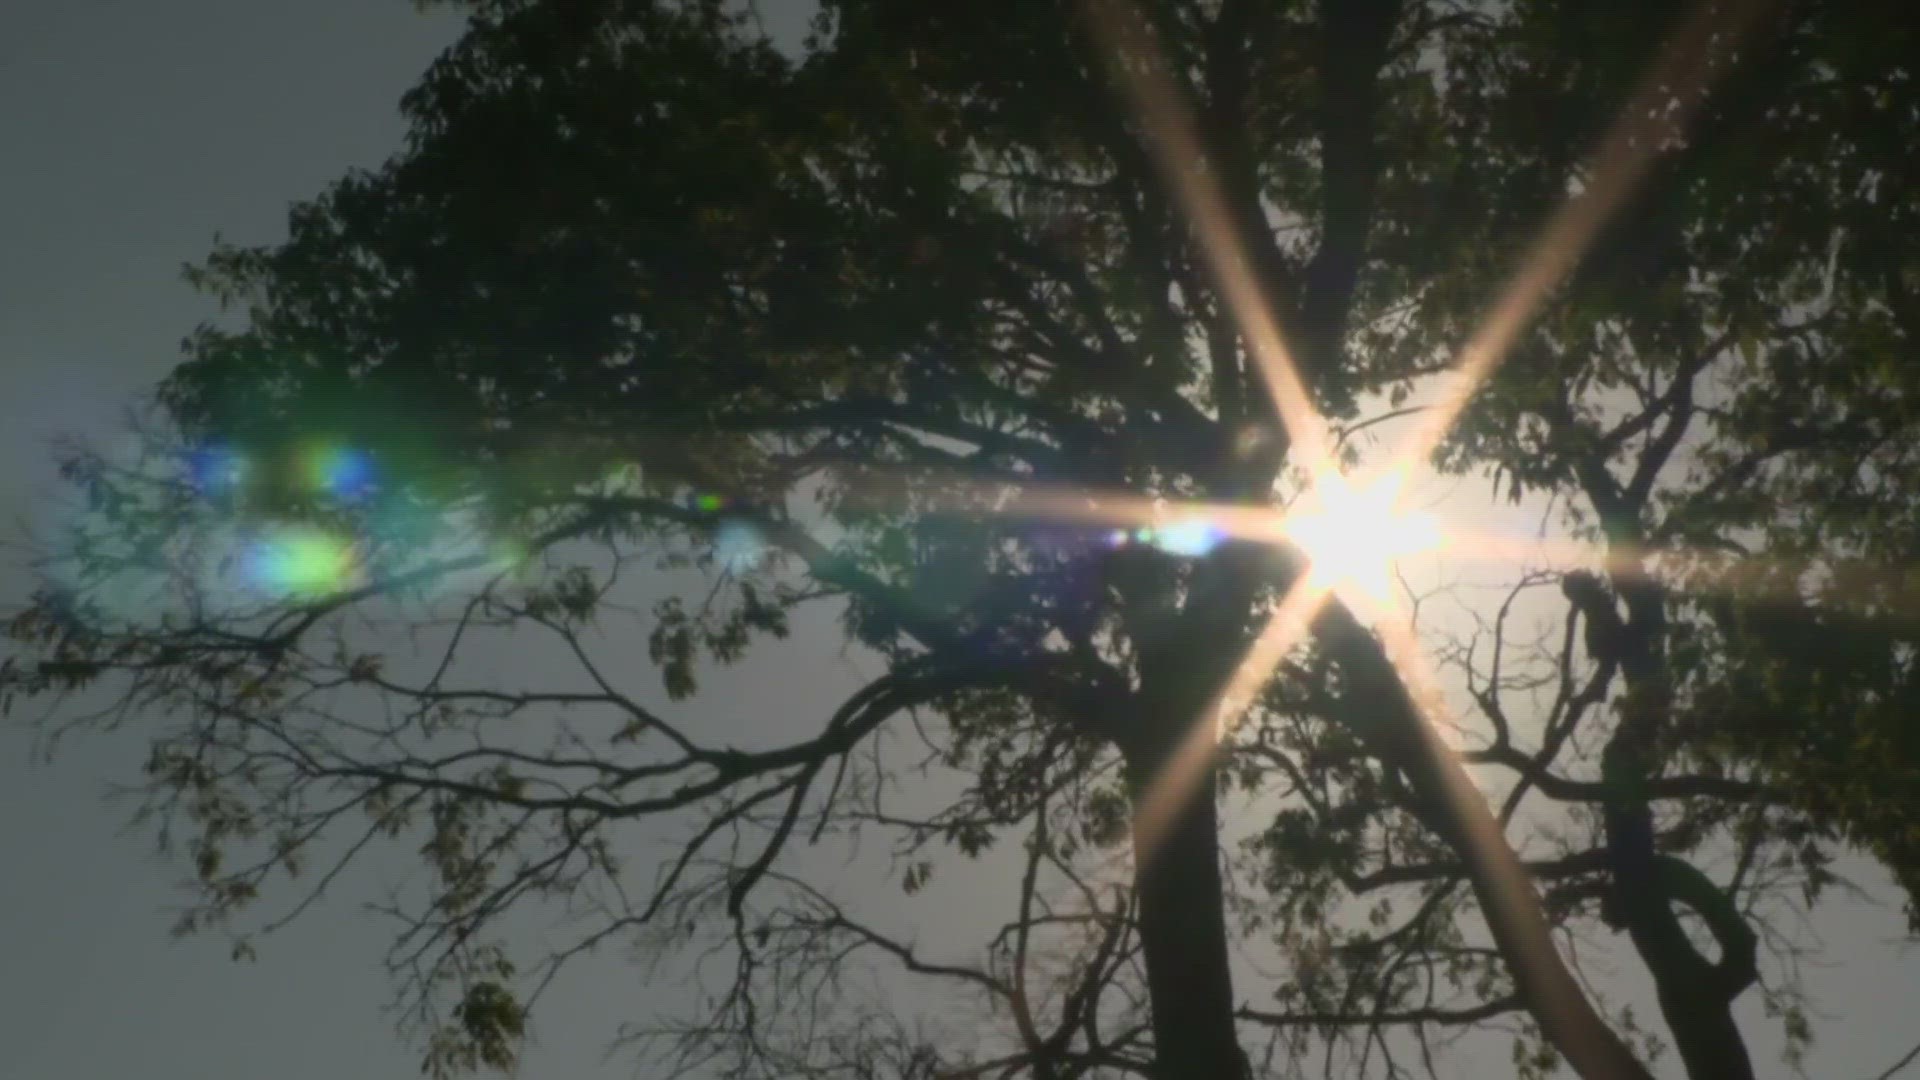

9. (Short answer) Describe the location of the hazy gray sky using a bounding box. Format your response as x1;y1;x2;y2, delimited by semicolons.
0;4;628;1078
1;3;1914;1080
1;4;464;1078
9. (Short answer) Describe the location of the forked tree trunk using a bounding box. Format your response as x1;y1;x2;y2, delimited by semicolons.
1596;579;1759;1080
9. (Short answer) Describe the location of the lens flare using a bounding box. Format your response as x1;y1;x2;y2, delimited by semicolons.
490;537;530;568
715;520;765;571
302;445;376;501
244;528;359;597
187;444;249;496
1154;519;1225;557
1282;467;1442;608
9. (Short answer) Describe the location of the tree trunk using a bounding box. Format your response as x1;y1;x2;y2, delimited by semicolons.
1609;845;1758;1080
1316;603;1655;1080
1655;994;1754;1080
1126;751;1248;1080
1596;582;1758;1080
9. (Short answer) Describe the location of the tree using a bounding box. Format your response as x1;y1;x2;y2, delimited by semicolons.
6;1;1918;1078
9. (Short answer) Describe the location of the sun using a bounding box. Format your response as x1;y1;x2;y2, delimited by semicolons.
1280;465;1442;609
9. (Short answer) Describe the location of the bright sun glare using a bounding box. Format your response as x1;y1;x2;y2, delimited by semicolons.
1280;467;1442;608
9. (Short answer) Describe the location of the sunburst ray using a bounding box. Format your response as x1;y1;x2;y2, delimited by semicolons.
1401;0;1780;470
1078;0;1330;467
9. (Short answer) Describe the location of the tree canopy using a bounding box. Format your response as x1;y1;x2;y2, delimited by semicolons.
7;1;1920;1078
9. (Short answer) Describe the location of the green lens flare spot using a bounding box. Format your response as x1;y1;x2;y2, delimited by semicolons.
245;529;358;596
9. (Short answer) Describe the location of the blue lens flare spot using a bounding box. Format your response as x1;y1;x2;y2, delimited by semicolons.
715;520;764;571
243;528;358;596
304;445;377;501
1155;520;1224;557
188;444;249;496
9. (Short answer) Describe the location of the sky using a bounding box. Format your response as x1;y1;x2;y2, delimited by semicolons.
0;3;1914;1080
0;4;636;1078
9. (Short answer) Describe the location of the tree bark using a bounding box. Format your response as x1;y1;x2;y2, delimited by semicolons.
1611;849;1759;1080
1109;541;1276;1079
1126;748;1248;1080
1316;603;1656;1080
1585;574;1759;1080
